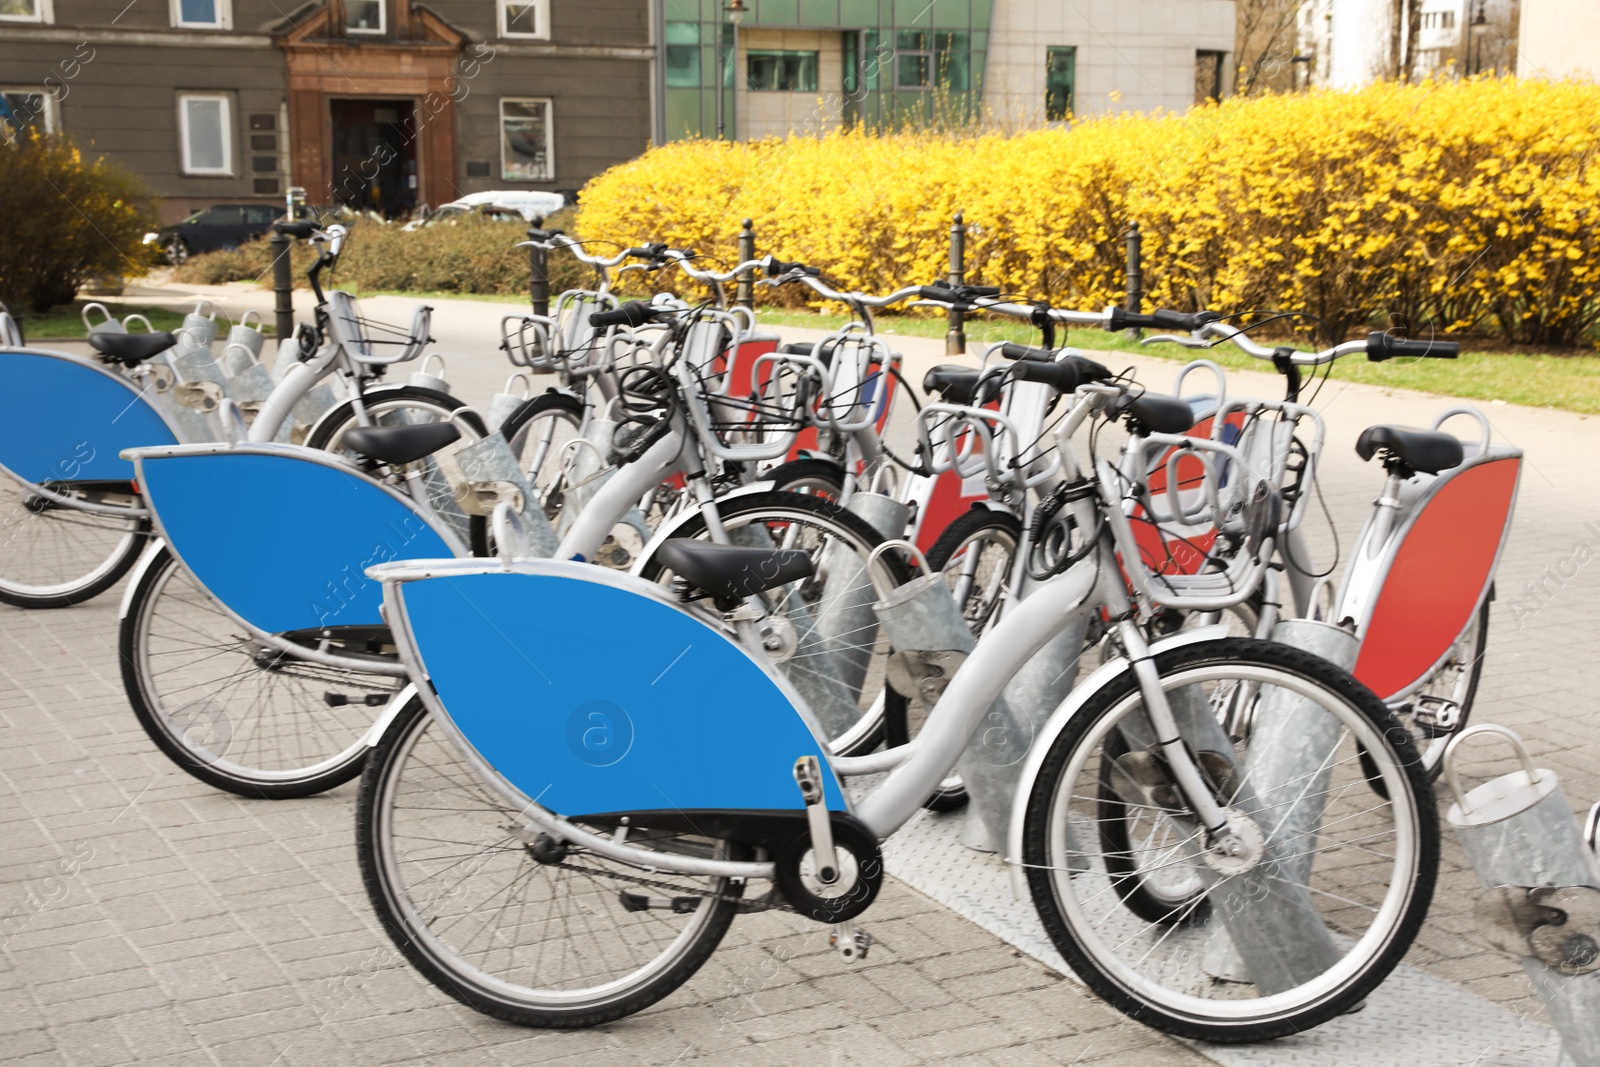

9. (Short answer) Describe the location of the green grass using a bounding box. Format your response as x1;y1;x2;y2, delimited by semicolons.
20;302;191;340
756;308;1600;415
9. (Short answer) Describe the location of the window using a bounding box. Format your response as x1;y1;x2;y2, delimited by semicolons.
0;0;51;23
1;88;56;143
746;50;818;92
665;22;701;87
171;0;229;28
179;93;232;175
894;31;970;91
499;0;548;38
1195;50;1225;104
1045;47;1075;120
346;0;383;34
500;98;552;181
243;205;280;224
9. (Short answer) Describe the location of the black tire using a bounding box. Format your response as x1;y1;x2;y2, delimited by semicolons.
304;385;488;451
119;546;389;799
357;695;742;1027
165;238;188;266
636;490;913;758
1023;637;1438;1043
0;477;149;608
498;390;584;520
765;457;845;502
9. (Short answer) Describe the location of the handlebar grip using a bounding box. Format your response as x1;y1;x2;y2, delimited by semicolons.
918;284;955;301
961;285;1001;299
589;301;659;329
1106;307;1159;331
1366;331;1460;361
1009;359;1085;392
272;220;318;239
1151;308;1222;331
999;342;1054;362
526;226;563;240
764;258;821;278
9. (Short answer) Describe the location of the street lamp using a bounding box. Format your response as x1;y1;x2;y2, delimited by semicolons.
1469;0;1489;75
715;0;747;140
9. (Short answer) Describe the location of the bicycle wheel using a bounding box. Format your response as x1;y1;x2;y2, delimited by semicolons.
765;457;845;502
0;476;148;608
500;390;583;519
1023;637;1437;1043
120;546;393;798
1399;590;1490;780
635;491;912;757
357;695;742;1027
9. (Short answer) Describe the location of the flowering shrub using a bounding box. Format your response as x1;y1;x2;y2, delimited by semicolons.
576;78;1600;346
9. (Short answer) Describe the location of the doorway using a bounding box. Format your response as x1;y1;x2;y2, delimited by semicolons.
329;98;419;218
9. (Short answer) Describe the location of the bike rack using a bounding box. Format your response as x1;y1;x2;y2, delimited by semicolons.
1444;725;1600;1067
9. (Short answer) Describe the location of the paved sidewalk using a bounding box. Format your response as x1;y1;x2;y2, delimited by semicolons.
11;279;1600;1063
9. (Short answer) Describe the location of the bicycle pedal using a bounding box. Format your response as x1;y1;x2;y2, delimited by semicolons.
618;891;701;915
1414;696;1463;738
829;922;871;962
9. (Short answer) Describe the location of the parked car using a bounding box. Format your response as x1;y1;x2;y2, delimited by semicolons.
434;190;567;222
143;203;286;265
402;202;529;232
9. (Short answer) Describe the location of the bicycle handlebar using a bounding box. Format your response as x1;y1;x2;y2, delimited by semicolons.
1366;330;1460;361
999;341;1054;362
272;220;319;240
1177;319;1459;366
1008;354;1115;393
764;257;822;278
661;250;767;284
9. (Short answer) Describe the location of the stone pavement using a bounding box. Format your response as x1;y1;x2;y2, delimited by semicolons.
10;279;1600;1064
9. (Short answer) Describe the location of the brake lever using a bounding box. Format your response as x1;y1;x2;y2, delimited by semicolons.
1140;333;1211;349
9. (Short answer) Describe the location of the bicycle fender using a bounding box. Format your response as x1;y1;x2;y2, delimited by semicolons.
1003;624;1232;900
0;348;178;485
118;537;171;621
363;683;419;746
628;479;777;575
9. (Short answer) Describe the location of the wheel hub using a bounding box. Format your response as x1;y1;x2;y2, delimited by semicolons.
1201;809;1267;876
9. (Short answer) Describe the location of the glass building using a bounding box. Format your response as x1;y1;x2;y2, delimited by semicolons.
661;0;993;140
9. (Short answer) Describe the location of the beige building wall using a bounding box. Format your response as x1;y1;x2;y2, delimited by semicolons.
983;0;1237;123
1518;0;1600;78
735;28;846;140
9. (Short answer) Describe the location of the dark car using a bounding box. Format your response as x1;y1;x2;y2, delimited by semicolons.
144;203;286;265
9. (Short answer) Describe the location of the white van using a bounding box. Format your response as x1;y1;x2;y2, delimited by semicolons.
440;190;566;221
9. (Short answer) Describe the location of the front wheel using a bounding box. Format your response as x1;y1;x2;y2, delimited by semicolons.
1023;637;1437;1043
357;695;741;1027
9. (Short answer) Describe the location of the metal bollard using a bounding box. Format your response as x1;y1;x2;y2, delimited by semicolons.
957;575;1085;854
736;219;756;310
1199;619;1353;990
271;232;295;343
1124;222;1143;343
1445;725;1600;1067
528;221;550;318
946;212;966;356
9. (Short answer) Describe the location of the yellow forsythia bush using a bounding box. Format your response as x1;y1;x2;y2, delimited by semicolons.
577;77;1600;346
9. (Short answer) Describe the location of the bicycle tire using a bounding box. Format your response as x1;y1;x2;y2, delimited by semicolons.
0;477;149;609
357;694;742;1027
1023;637;1438;1043
635;490;912;758
499;390;584;520
119;545;389;799
765;457;846;502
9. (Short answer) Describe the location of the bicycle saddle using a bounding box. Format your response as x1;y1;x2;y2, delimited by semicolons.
1355;425;1464;474
1116;392;1196;435
779;339;841;368
923;364;982;406
342;422;460;466
657;539;815;604
88;331;178;367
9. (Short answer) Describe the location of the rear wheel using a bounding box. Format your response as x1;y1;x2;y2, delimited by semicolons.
120;546;391;798
0;476;148;608
636;491;911;757
357;695;741;1027
500;390;583;520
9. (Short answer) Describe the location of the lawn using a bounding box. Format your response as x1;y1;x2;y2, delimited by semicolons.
18;302;263;340
755;309;1600;415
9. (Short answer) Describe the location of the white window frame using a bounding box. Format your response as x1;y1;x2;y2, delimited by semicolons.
178;93;233;176
169;0;230;29
1;87;58;137
0;0;53;23
498;0;549;40
499;97;554;182
346;0;385;35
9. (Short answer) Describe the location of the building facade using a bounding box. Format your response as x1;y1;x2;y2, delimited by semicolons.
659;0;1237;141
1297;0;1518;86
0;0;653;221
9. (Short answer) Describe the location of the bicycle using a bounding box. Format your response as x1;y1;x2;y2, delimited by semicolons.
353;356;1439;1042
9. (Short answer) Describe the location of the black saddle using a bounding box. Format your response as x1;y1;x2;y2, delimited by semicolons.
657;539;815;604
89;331;178;367
342;423;460;466
779;339;841;368
1118;392;1196;435
1355;425;1463;474
923;364;983;406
